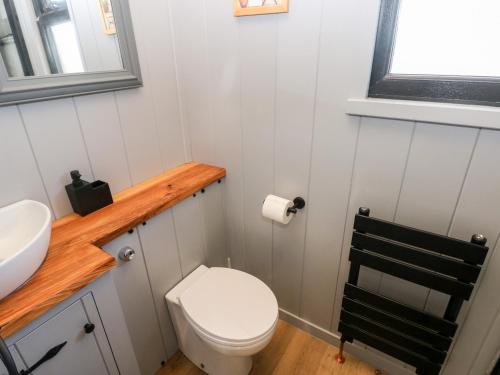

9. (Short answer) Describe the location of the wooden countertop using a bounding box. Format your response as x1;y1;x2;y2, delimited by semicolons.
0;163;226;337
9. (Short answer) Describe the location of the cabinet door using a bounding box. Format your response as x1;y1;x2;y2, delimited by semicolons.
103;231;166;375
138;209;183;358
14;295;117;375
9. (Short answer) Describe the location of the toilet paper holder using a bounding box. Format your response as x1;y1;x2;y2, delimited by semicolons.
287;197;306;216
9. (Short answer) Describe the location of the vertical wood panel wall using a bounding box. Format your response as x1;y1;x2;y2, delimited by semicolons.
1;0;500;374
168;1;500;374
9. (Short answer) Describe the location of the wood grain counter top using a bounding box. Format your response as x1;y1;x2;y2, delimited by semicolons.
0;162;226;337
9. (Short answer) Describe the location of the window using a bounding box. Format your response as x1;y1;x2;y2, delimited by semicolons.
369;0;500;107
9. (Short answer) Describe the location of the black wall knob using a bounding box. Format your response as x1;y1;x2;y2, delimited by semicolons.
84;323;95;334
286;197;307;216
293;197;306;210
471;233;487;246
359;207;371;216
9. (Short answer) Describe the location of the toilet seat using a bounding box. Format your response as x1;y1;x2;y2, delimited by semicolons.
179;267;279;348
186;311;277;348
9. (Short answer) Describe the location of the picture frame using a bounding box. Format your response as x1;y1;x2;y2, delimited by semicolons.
234;0;289;17
98;0;117;35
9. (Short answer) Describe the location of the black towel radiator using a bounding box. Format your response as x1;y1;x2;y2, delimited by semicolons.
336;207;489;375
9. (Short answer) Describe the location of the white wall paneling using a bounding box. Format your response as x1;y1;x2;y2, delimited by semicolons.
169;0;214;164
114;0;181;185
0;106;50;210
392;124;479;236
271;0;324;315
74;93;132;194
301;0;381;330
239;15;277;283
200;182;227;267
127;0;186;170
19;99;94;218
172;195;208;277
205;0;245;270
114;88;164;185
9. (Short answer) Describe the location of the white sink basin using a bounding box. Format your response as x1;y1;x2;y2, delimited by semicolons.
0;200;52;300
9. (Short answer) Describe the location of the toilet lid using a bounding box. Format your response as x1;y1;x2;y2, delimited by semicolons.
179;267;278;344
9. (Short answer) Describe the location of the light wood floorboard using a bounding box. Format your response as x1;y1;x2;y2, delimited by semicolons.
157;320;380;375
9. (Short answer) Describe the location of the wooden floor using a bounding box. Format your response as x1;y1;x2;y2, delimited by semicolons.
158;320;379;375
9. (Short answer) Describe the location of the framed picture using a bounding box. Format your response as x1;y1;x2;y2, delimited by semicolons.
234;0;289;17
98;0;117;35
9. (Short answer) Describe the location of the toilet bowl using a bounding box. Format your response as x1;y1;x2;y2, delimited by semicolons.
166;265;279;375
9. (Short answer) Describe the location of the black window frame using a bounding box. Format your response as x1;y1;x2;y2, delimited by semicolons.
369;0;500;107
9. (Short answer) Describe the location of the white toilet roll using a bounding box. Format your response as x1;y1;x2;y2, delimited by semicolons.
262;195;295;224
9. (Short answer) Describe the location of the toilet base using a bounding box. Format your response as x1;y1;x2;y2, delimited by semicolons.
178;320;252;375
184;348;252;375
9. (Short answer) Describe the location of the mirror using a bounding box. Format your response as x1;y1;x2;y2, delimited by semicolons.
0;0;141;105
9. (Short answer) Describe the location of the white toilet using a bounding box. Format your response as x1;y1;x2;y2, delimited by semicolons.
166;265;279;375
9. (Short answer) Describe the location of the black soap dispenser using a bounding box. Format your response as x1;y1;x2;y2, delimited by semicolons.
65;170;113;216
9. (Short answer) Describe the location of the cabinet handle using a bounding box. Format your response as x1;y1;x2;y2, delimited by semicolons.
118;247;136;261
20;341;67;375
84;323;96;334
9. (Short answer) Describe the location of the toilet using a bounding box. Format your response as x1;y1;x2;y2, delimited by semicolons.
166;265;279;375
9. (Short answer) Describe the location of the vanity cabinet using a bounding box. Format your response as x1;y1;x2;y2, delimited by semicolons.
2;294;117;375
0;164;226;375
2;272;141;375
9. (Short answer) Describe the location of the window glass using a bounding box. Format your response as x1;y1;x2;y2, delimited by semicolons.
391;0;500;77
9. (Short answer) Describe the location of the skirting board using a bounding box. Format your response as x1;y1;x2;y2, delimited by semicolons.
279;308;415;375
